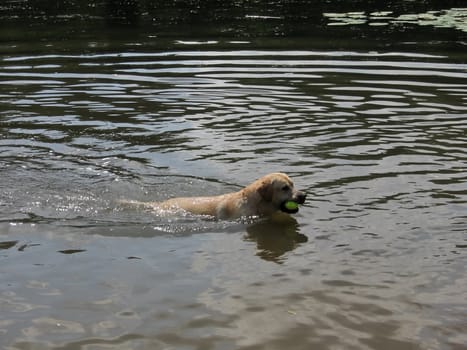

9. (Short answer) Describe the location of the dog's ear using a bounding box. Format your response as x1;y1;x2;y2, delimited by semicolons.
258;180;273;202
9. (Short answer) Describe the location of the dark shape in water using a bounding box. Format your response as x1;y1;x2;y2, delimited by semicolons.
57;249;87;254
0;241;18;250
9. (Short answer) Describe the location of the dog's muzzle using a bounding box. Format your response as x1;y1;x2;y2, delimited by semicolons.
294;191;307;205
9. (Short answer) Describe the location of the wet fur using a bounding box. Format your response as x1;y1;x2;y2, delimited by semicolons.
122;173;306;220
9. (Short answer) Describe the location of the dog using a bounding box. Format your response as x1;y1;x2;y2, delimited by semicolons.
121;173;306;220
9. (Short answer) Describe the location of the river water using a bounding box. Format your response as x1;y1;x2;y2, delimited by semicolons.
1;3;467;350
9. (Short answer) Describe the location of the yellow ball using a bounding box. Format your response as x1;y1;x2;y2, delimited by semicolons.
284;201;298;211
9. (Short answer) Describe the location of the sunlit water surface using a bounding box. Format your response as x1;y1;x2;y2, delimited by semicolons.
1;31;467;350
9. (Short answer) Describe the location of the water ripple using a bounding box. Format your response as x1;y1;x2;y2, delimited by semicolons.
1;43;467;350
1;48;466;224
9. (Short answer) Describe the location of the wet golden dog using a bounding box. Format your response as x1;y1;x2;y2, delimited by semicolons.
123;173;306;220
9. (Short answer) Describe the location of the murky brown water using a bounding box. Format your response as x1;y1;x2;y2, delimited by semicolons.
1;3;467;349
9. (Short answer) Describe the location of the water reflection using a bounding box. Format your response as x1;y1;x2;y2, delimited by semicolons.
245;214;308;263
325;8;467;32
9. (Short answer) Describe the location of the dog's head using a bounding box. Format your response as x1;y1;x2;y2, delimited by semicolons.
257;173;306;214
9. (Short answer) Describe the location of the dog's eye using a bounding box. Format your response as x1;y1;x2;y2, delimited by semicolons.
281;185;290;191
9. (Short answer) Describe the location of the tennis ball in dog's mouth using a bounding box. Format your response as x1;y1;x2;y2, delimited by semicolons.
284;201;299;211
281;200;299;214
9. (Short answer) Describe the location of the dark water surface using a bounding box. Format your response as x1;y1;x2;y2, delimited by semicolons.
1;3;467;349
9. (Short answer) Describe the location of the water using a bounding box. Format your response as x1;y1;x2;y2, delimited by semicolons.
1;4;467;349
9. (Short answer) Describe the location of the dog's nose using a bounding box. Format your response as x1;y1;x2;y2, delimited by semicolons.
295;191;306;204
